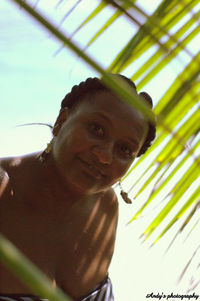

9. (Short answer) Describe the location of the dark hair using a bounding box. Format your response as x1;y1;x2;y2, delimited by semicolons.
61;74;156;157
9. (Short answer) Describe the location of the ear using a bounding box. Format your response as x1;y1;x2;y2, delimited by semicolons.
52;108;69;136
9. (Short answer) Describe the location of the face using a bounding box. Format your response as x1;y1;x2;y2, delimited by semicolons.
52;90;148;196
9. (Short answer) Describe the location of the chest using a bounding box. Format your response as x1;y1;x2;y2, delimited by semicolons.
0;184;116;296
0;187;108;267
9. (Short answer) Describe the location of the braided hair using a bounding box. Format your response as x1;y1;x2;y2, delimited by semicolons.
61;74;156;157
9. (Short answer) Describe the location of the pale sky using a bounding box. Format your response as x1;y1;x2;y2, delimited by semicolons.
0;0;200;300
1;0;199;155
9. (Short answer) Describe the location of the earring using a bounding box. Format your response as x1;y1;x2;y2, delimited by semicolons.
39;141;52;163
119;182;132;204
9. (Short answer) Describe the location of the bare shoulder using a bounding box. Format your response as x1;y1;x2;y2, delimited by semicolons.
101;187;119;217
0;153;40;199
103;187;118;202
0;152;40;173
0;156;22;174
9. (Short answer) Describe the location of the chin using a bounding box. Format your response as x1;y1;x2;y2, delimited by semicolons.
67;178;96;195
63;169;110;196
73;180;108;196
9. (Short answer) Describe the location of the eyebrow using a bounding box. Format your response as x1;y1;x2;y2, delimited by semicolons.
93;112;111;124
127;138;139;147
93;112;140;146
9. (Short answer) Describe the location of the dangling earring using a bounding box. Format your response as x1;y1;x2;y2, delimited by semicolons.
119;182;132;204
39;141;52;163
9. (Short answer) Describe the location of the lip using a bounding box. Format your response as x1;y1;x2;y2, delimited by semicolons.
78;158;105;179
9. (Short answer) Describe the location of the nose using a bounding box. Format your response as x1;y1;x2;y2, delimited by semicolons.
91;144;113;165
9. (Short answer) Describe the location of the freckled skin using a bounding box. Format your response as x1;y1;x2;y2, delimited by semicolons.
0;91;148;298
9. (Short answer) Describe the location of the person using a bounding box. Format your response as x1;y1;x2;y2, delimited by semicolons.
0;74;156;301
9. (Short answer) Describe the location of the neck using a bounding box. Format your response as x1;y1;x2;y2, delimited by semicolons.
38;152;91;204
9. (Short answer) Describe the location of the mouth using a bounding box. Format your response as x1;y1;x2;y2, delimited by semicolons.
78;158;106;180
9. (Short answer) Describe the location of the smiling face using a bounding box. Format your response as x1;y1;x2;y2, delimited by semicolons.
52;90;148;196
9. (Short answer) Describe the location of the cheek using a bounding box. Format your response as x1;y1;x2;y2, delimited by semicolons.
54;126;92;158
111;158;134;181
71;129;94;151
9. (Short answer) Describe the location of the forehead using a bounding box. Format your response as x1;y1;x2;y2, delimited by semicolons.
73;90;148;141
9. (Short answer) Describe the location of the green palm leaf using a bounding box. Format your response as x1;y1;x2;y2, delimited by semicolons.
154;193;200;246
108;0;199;72
69;1;107;38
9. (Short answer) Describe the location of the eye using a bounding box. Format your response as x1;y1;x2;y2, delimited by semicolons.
89;123;104;137
118;143;133;158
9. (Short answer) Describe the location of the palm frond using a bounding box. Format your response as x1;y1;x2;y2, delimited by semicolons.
108;0;199;72
8;0;200;250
